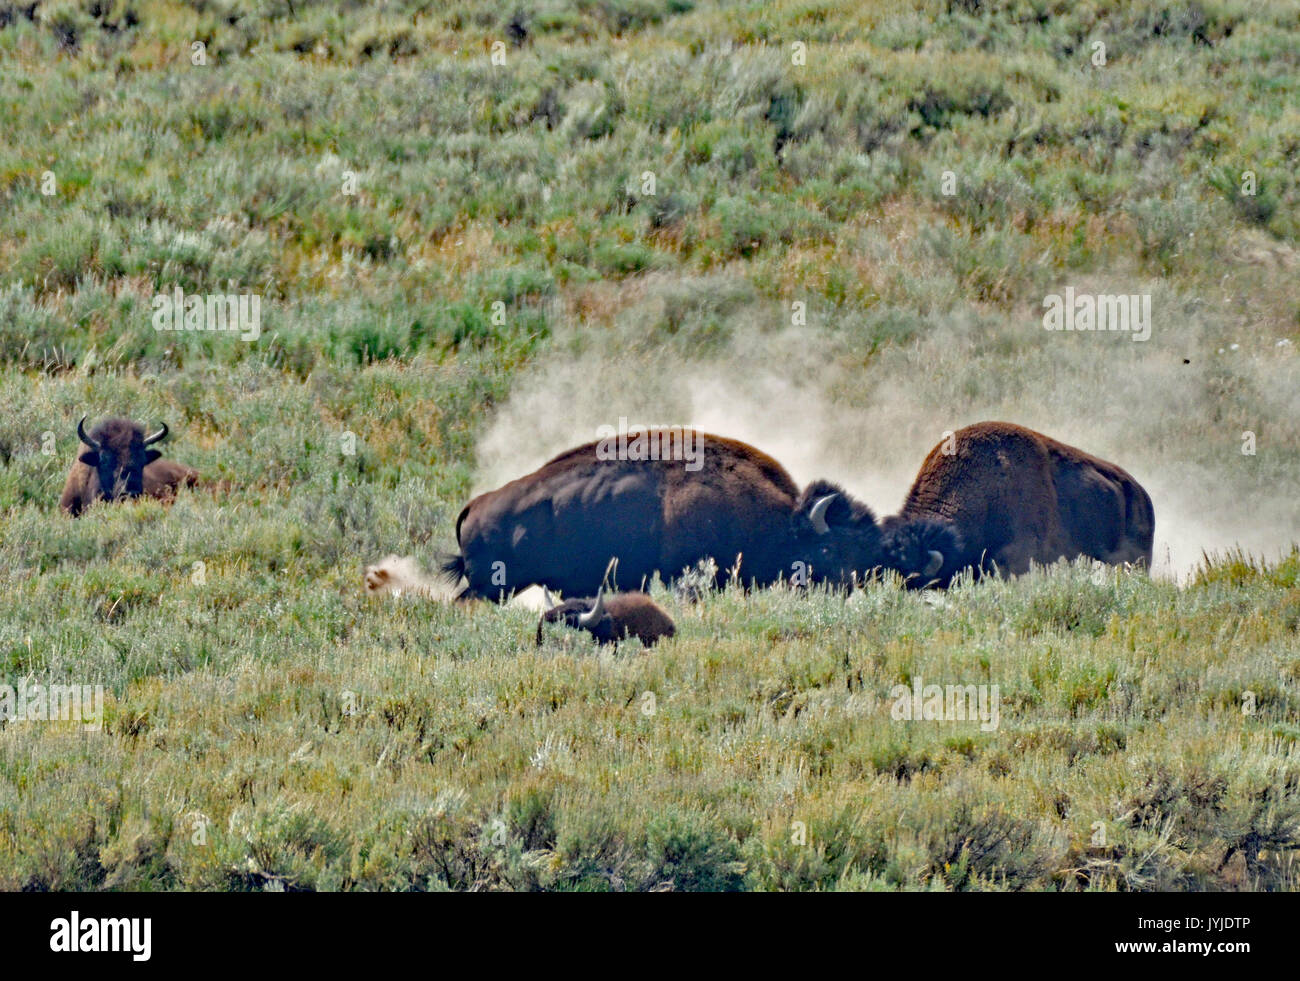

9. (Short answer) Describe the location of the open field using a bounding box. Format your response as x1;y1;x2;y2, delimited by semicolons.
0;0;1298;890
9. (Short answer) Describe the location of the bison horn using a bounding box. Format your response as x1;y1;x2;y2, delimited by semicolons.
143;422;169;446
577;586;605;629
923;550;944;578
808;493;837;535
76;416;100;452
541;587;559;613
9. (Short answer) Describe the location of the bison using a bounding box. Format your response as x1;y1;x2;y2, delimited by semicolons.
60;416;199;516
441;429;961;600
894;421;1155;586
536;587;676;647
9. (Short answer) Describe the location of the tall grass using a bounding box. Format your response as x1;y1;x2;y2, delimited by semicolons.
0;0;1297;889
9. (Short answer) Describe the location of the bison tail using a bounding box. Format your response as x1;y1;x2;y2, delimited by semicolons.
437;552;467;586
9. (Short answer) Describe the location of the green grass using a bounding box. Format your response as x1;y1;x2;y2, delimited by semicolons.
2;557;1299;890
0;0;1298;890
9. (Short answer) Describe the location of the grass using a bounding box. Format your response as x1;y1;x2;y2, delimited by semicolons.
3;557;1299;890
0;0;1297;890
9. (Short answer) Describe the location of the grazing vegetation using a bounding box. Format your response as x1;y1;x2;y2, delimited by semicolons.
0;0;1297;890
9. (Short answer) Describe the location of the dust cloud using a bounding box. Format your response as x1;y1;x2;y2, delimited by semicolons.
472;275;1299;583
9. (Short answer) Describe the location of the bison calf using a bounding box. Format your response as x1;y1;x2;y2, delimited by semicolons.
60;416;199;516
536;588;676;647
896;421;1155;585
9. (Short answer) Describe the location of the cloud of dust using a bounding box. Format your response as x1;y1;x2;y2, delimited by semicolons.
472;275;1299;583
364;555;555;609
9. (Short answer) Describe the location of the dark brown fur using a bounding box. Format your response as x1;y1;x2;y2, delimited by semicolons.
536;592;676;646
898;421;1155;583
442;430;947;599
60;417;198;516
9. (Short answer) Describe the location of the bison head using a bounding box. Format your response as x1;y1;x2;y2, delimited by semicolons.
76;416;168;503
879;515;963;589
536;587;620;645
792;480;885;586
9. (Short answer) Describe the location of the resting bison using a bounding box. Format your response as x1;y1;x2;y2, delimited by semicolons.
60;416;199;516
895;421;1155;585
536;588;676;646
442;430;961;599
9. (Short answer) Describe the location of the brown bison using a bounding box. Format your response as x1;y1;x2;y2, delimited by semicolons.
441;429;961;599
536;587;676;646
894;421;1155;586
60;416;199;516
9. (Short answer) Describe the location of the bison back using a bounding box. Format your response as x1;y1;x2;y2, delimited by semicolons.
901;421;1154;574
143;459;200;501
605;593;676;645
457;431;801;598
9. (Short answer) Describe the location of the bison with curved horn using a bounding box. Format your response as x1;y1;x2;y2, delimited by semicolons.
891;421;1155;586
60;416;200;516
441;429;960;599
536;585;677;647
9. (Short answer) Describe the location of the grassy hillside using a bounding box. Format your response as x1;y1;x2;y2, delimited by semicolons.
0;0;1297;890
